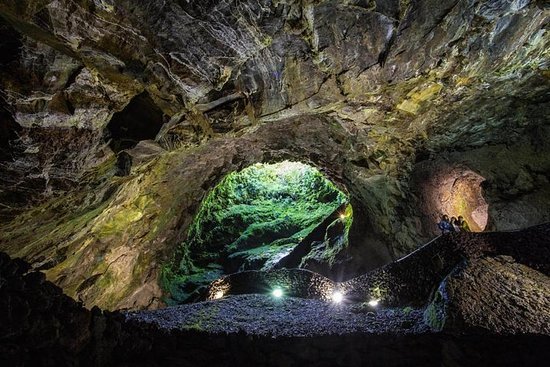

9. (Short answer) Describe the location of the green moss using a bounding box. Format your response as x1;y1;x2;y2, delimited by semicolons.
4;191;111;260
229;242;297;270
95;195;153;238
300;203;353;267
423;280;449;331
163;161;348;303
188;161;346;255
424;296;445;331
0;155;117;256
160;263;224;305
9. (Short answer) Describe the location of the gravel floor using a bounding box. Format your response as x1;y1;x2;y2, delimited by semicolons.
125;294;430;337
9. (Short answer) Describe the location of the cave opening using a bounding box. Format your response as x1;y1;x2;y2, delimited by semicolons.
161;160;352;304
413;165;490;236
106;92;165;153
436;169;489;232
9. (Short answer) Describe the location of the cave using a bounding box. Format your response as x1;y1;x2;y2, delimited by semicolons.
442;170;489;232
106;92;165;153
162;160;351;303
412;165;490;236
0;1;549;367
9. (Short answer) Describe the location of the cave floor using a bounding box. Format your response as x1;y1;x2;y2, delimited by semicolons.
125;294;429;337
2;225;550;366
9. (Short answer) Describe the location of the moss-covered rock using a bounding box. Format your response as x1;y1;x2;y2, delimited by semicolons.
163;161;348;303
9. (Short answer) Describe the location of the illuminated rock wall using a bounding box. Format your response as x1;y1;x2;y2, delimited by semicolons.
0;0;548;310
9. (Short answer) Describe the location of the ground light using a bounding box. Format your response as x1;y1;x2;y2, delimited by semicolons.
272;287;284;298
332;290;344;303
368;299;379;307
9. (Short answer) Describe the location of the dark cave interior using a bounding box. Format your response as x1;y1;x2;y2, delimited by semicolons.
0;0;549;366
106;92;165;153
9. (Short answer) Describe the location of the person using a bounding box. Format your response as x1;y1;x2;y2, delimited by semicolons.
457;216;471;232
450;216;461;232
437;215;452;234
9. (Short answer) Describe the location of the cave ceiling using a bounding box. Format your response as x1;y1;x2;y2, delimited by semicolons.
0;0;548;310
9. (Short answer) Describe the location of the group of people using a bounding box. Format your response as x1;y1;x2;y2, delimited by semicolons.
438;214;471;234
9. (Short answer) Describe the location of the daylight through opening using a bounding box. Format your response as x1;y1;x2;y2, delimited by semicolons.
161;161;352;304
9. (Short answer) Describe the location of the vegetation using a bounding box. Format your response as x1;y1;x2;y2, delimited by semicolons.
162;161;348;303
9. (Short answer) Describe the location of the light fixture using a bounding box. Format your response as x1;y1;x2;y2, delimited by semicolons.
340;213;347;219
213;290;224;299
272;287;283;298
368;299;379;307
332;290;344;303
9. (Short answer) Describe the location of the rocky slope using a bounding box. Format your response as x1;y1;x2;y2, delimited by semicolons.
0;0;548;309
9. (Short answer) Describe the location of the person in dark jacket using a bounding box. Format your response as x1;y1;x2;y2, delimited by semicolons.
438;215;452;234
450;216;460;232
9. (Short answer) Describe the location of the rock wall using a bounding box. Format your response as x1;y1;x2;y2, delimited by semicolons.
205;223;550;316
440;255;550;334
411;125;550;240
0;0;548;309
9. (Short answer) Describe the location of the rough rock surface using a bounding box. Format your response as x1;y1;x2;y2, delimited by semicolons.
205;223;550;318
1;223;550;366
126;294;430;337
440;256;550;334
0;0;548;310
